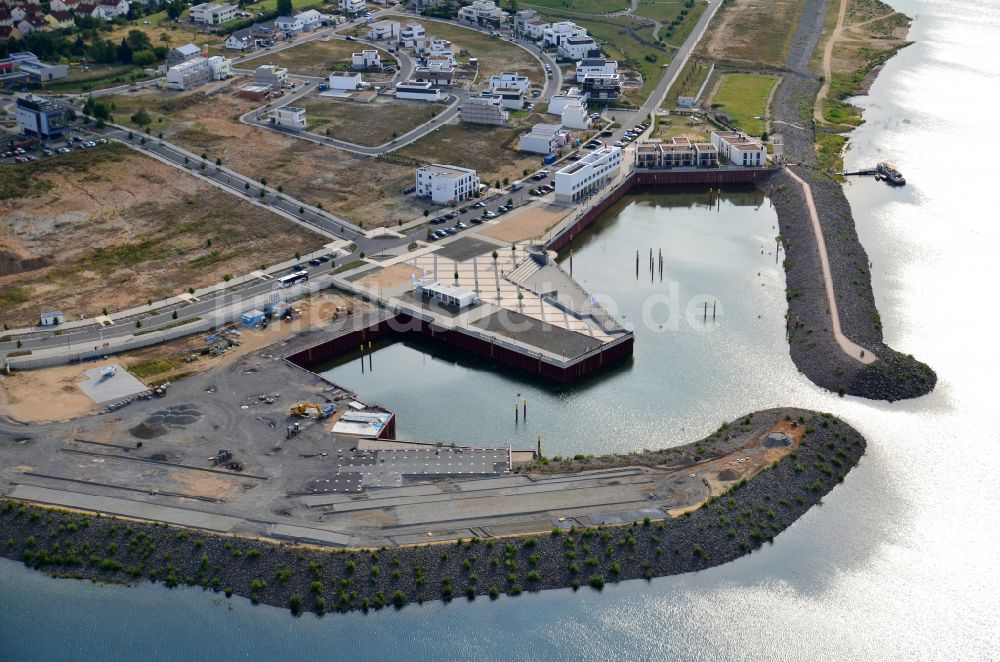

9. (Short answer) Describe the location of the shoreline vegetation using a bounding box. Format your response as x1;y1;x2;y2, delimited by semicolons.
0;408;865;616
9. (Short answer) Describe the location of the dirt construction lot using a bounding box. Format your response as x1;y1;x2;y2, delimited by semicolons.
698;0;808;66
0;143;324;328
299;96;434;147
240;38;397;77
106;85;437;228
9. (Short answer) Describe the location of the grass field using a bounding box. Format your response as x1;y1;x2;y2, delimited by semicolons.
0;144;323;327
240;39;379;77
698;0;807;66
300;97;434;146
522;0;629;13
42;65;150;94
710;73;777;136
382;15;544;83
662;57;711;107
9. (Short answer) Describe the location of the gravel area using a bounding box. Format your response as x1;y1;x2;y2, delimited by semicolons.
0;408;865;616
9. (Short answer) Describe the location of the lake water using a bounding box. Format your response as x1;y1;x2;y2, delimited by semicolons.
3;0;1000;658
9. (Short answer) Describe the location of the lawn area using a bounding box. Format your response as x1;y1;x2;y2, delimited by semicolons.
698;0;807;67
522;0;628;13
41;65;149;94
0;144;324;327
382;15;544;83
658;0;706;47
709;73;777;136
662;57;711;107
396;112;555;184
240;38;381;77
299;96;434;146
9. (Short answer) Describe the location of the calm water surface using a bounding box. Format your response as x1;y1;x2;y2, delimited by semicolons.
3;0;999;658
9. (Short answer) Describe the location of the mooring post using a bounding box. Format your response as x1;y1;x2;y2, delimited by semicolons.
635;250;639;278
360;343;364;373
569;248;573;277
515;402;519;423
536;434;541;458
704;301;707;321
713;301;716;320
523;399;527;420
368;341;372;371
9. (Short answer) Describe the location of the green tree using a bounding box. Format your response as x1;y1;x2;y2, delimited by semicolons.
276;0;293;16
130;108;152;128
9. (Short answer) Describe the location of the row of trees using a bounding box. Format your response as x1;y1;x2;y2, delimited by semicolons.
0;26;166;67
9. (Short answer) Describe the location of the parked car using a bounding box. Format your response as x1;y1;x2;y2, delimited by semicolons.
444;227;457;235
431;217;447;224
470;217;483;224
308;258;321;266
318;255;330;263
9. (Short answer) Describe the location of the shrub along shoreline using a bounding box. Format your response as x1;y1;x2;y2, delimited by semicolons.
0;408;865;616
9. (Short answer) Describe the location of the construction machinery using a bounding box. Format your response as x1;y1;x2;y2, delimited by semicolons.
289;403;335;418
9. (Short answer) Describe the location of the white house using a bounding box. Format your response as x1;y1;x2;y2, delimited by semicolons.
547;87;588;115
416;164;480;204
554;145;622;202
710;131;767;166
271;106;306;130
367;19;399;40
457;0;506;27
92;0;130;19
519;123;570;154
558;35;597;60
415;281;478;308
275;15;303;34
561;102;589;130
399;22;425;48
328;71;364;90
543;21;586;48
395;80;441;101
338;0;366;15
488;71;530;94
189;2;237;24
581;73;622;100
352;49;381;69
295;9;323;30
523;18;548;40
492;87;525;110
166;57;213;91
206;55;231;79
575;57;617;83
226;28;254;51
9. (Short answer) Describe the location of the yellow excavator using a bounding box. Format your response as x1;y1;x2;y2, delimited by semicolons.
289;403;335;418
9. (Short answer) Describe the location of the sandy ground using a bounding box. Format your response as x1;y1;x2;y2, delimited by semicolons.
0;292;364;424
354;263;419;291
479;203;571;244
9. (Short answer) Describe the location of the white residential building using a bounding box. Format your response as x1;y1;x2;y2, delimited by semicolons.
88;0;129;19
295;9;323;30
416;164;480;204
275;15;304;33
561;102;589;129
398;22;425;48
543;21;586;48
352;49;381;69
225;28;254;51
328;71;364;90
457;0;506;27
519;123;570;154
167;43;201;66
558;35;597;60
547;87;588;115
338;0;366;15
488;71;530;94
581;73;622;100
189;2;236;24
271;106;306;130
575;57;617;83
395;80;442;101
710;131;768;166
206;55;231;79
461;94;509;126
492;87;525;110
166;57;213;90
554;145;622;202
523;19;548;40
367;19;399;40
513;9;539;34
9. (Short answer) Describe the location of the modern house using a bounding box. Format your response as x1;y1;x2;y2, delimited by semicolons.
457;0;506;27
547;86;588;115
560;102;589;129
275;15;304;34
634;137;719;169
710;131;767;166
327;71;364;90
395;80;441;101
398;22;425;48
352;49;381;69
206;55;231;80
167;43;201;66
338;0;366;16
367;19;399;40
254;64;288;89
554;145;622;202
413;65;453;85
491;87;525;110
460;94;509;126
575;57;617;83
558;35;598;60
189;2;237;24
271;106;306;130
294;9;323;30
519;123;570;154
488;71;530;94
414;281;479;308
543;21;586;48
523;18;548;41
415;163;480;204
580;73;622;100
513;9;539;35
15;94;69;138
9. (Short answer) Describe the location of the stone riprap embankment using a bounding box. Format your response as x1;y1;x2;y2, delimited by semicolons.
762;0;935;400
0;408;864;616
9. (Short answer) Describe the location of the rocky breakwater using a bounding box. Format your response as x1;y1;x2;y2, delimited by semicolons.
0;408;865;616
